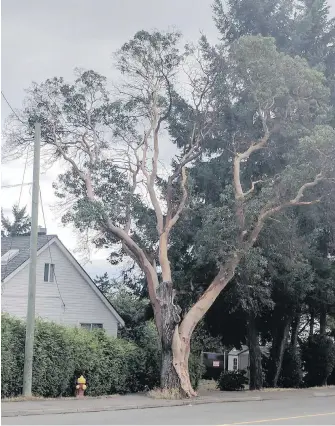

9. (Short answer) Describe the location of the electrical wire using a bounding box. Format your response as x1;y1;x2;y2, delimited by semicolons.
1;91;25;124
0;92;64;314
39;188;66;310
2;183;32;189
2;149;30;287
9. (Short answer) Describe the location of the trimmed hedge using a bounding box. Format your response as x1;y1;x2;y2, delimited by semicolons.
301;335;335;387
1;314;157;398
217;370;248;391
278;347;303;388
1;315;204;398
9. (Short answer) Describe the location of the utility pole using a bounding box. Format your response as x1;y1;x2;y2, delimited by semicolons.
23;122;41;396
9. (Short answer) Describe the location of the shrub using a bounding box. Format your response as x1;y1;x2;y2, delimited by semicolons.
1;315;205;398
328;367;335;385
217;370;248;391
1;314;157;398
301;335;335;387
1;315;25;398
278;347;303;388
189;353;206;390
128;321;160;390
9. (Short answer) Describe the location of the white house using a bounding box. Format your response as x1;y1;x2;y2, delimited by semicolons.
228;346;249;371
1;232;124;336
228;345;270;372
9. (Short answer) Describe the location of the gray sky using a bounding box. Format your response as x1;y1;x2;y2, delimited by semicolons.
2;0;335;278
1;0;218;278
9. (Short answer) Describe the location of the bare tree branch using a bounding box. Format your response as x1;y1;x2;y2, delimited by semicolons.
247;173;324;246
140;125;165;235
233;131;270;199
244;179;263;197
166;167;188;232
290;173;323;204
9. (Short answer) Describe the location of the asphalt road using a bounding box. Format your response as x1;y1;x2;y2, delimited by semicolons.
3;396;335;425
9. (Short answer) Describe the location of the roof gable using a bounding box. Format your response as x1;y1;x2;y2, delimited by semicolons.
1;235;124;326
1;235;55;281
228;345;249;356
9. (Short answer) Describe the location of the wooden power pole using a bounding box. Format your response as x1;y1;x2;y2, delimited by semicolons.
23;122;41;396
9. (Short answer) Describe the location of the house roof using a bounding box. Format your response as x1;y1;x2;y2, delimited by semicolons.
1;235;124;326
228;345;270;356
1;235;55;281
228;345;249;356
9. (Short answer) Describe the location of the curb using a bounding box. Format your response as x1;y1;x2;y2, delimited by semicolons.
3;392;335;418
313;392;335;398
1;397;262;418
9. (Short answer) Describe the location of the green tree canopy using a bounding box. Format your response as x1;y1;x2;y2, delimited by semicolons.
1;204;31;237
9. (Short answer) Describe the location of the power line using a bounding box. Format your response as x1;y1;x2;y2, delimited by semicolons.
1;183;33;189
1;91;25;124
2;150;30;287
39;188;66;309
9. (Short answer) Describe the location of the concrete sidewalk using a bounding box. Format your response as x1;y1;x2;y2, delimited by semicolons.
2;387;335;418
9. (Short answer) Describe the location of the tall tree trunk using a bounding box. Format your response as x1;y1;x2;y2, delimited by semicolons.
247;312;263;390
155;236;239;397
272;319;291;387
174;257;242;397
161;346;180;389
319;305;327;336
269;313;291;388
290;312;300;351
156;281;183;390
309;309;315;338
172;326;195;397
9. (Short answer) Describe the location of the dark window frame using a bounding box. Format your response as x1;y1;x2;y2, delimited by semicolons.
80;323;103;331
44;263;55;282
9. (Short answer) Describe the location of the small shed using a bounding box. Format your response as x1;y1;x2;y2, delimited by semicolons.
228;345;270;372
227;346;248;371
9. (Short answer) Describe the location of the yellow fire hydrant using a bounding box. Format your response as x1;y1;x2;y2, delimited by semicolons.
75;375;87;398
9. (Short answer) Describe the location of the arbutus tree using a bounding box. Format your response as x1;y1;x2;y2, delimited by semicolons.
4;31;220;396
4;31;335;397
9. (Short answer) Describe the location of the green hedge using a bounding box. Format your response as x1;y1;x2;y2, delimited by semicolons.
278;347;303;388
301;335;335;387
1;315;204;398
1;314;157;398
217;370;248;391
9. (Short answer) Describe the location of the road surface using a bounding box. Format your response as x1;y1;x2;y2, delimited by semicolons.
3;395;335;425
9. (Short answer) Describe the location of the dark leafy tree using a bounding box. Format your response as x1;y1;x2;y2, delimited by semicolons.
302;334;335;386
4;19;335;397
94;273;115;296
208;0;335;389
1;205;31;237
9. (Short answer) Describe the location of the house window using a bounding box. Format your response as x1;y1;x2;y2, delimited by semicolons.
80;323;103;331
233;357;238;370
44;263;55;282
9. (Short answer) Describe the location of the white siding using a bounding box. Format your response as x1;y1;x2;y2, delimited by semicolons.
1;242;118;336
239;352;249;371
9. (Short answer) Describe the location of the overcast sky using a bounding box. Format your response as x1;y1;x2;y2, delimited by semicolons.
2;0;335;278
